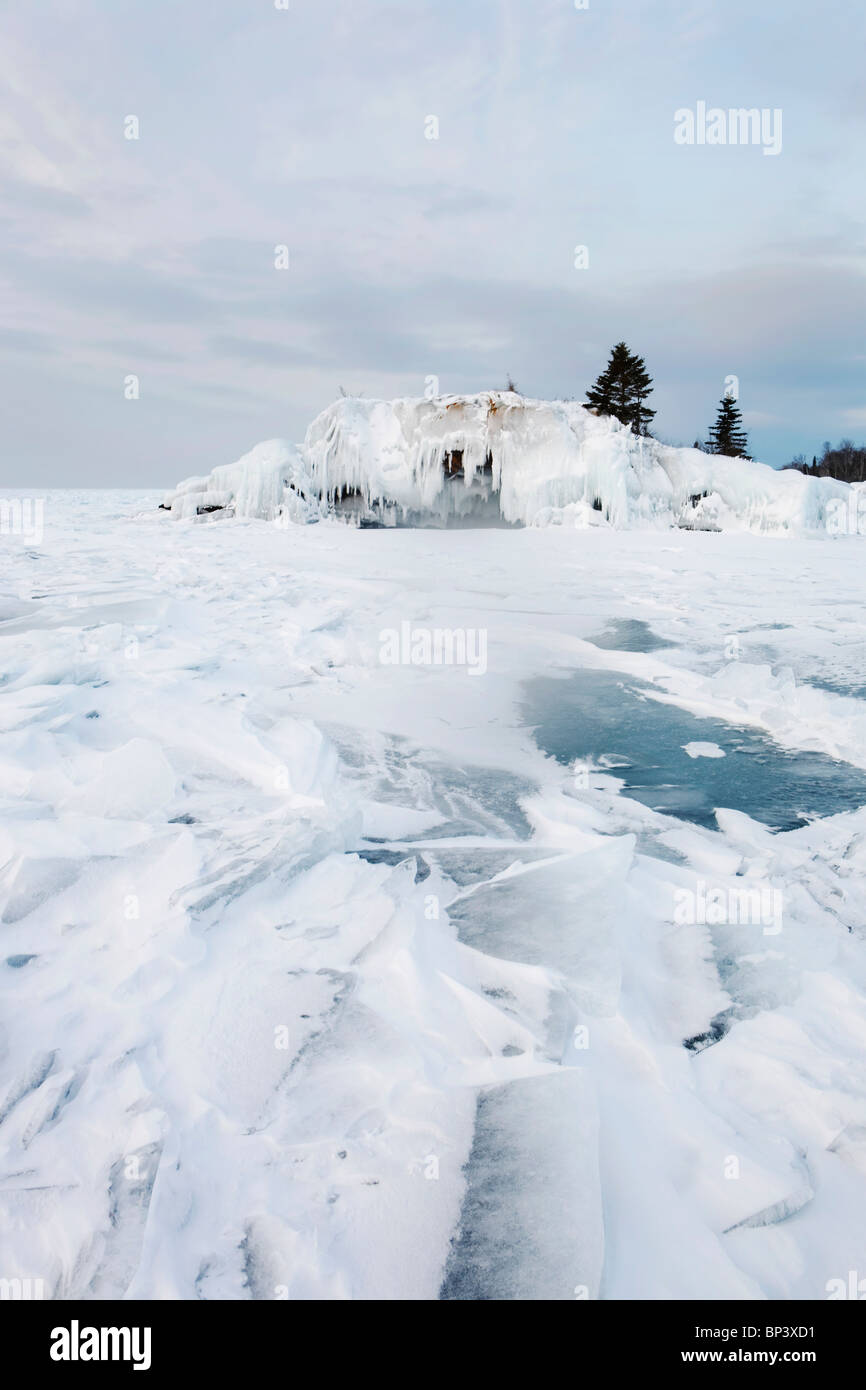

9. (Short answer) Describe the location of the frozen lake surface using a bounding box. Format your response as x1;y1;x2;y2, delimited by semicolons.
525;668;866;830
2;493;866;1300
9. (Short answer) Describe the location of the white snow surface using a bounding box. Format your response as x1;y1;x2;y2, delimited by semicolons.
163;393;851;533
684;742;727;759
2;492;866;1300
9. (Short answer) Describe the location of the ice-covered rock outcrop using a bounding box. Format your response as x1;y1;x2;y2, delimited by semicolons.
161;393;852;533
161;439;318;524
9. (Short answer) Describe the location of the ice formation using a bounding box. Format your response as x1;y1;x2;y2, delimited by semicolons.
162;392;852;532
6;497;866;1299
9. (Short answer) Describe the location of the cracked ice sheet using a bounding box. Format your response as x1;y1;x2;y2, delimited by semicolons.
1;494;866;1299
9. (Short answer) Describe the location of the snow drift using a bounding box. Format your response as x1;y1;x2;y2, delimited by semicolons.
162;393;852;533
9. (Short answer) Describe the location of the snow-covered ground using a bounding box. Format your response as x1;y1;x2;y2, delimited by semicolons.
2;491;866;1300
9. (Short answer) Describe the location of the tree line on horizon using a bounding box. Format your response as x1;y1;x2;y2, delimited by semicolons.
783;441;866;485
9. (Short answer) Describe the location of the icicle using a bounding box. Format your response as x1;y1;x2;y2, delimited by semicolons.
164;393;857;534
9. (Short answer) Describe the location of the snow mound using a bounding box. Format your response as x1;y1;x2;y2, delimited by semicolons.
162;393;852;533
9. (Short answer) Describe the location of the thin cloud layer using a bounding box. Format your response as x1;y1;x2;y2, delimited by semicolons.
1;0;864;484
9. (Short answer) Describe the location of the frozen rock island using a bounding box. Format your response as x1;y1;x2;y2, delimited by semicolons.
162;392;853;533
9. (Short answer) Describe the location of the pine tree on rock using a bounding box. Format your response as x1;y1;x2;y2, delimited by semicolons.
706;395;750;459
585;342;656;435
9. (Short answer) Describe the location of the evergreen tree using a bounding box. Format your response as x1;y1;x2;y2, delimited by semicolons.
705;395;750;459
585;342;656;435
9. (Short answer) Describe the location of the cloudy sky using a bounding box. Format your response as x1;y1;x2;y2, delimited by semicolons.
1;0;864;485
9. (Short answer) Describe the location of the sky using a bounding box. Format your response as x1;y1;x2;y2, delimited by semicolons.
1;0;864;486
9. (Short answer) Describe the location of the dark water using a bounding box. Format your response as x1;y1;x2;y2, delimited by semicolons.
805;676;866;702
586;618;674;653
524;669;866;831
